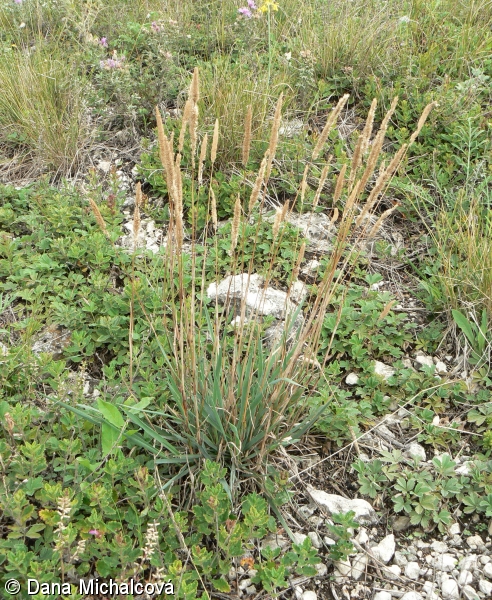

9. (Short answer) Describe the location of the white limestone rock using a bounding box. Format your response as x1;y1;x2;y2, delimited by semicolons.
405;561;421;580
441;579;459;600
351;554;368;580
307;488;378;525
374;360;396;380
372;534;396;564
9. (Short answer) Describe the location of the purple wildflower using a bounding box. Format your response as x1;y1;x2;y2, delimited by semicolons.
100;56;125;70
151;21;161;32
238;7;253;17
14;0;23;4
99;37;108;47
247;0;257;8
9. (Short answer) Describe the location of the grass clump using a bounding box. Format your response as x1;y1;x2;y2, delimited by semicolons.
0;45;90;178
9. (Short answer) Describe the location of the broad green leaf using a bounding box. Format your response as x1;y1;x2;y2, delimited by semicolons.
452;310;476;346
97;399;125;428
101;422;120;455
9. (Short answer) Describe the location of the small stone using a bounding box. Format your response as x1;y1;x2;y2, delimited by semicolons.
405;561;421;580
431;541;449;553
315;563;328;577
441;579;459;599
374;360;396;380
435;360;447;374
458;570;473;586
382;564;401;580
373;593;392;600
462;585;479;600
483;561;492;578
466;535;484;550
392;516;412;532
334;559;352;577
455;462;473;476
308;532;322;549
261;533;290;552
301;592;317;600
239;578;252;591
435;554;457;572
448;523;460;535
324;536;336;546
97;160;112;173
356;528;369;545
415;353;434;368
460;555;478;572
479;579;492;595
346;372;359;386
373;534;396;564
351;554;368;580
405;442;426;462
400;593;423;600
307;488;378;525
298;505;316;519
394;551;408;567
245;585;257;595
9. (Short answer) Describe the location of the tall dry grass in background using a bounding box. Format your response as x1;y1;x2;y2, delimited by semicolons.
0;46;90;177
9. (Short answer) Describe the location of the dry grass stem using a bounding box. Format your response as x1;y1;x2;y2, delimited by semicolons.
359;96;398;190
211;118;219;165
198;133;208;185
242;105;252;167
230;194;242;254
265;94;283;182
330;207;339;224
333;163;347;203
292;241;306;281
312;93;350;160
313;161;332;209
300;164;310;205
249;150;269;212
342;179;361;222
133;183;142;243
348;135;364;190
409;101;437;144
367;204;399;238
378;300;397;321
357;142;407;228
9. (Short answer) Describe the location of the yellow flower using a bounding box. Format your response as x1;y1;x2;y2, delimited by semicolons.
259;0;279;13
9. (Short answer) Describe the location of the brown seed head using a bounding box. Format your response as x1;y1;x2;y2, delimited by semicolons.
312;94;349;160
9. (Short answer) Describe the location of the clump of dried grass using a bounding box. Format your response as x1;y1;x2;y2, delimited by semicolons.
139;73;436;484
